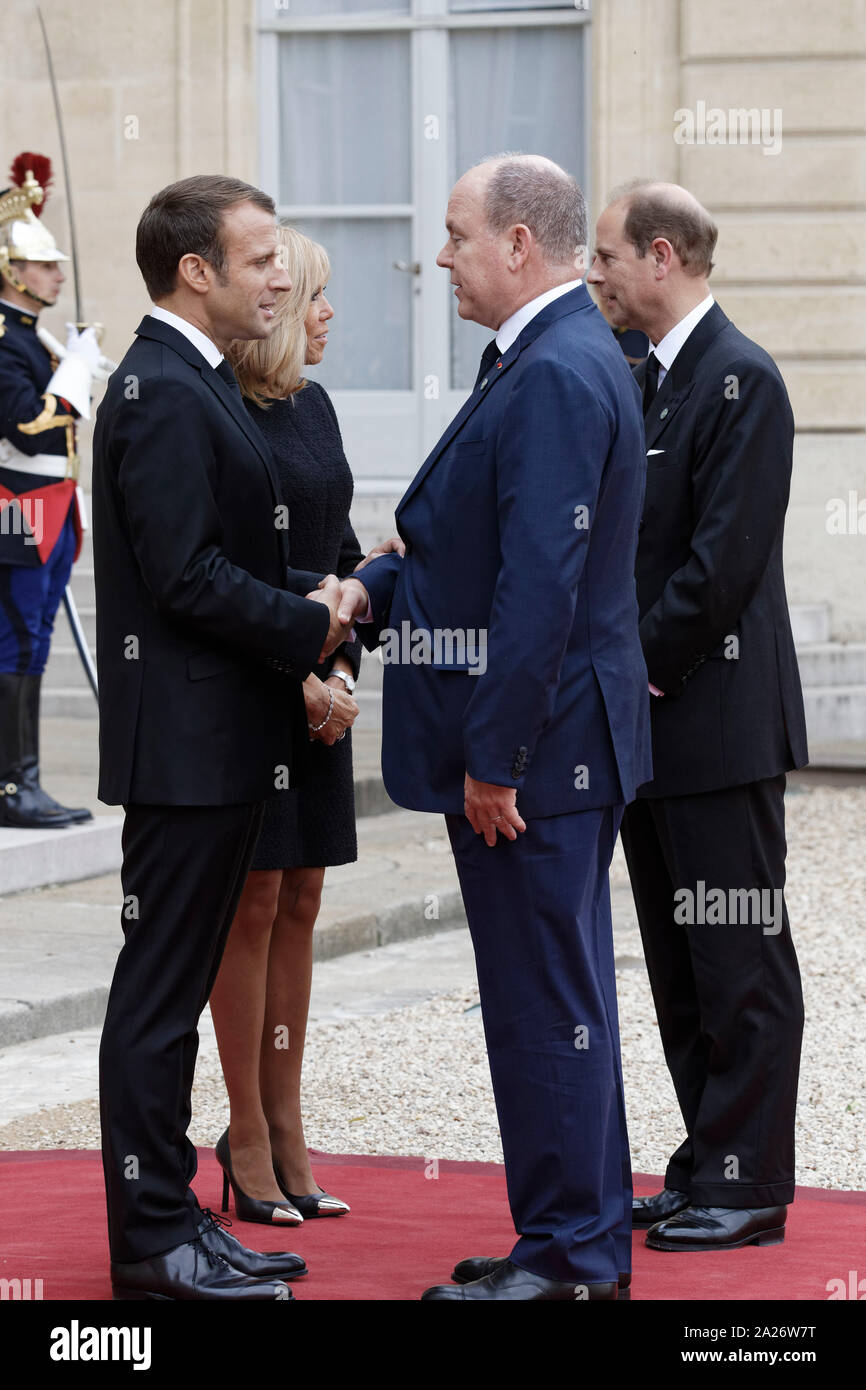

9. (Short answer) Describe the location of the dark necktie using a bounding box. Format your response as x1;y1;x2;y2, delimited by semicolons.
642;350;660;416
474;337;500;390
216;358;240;393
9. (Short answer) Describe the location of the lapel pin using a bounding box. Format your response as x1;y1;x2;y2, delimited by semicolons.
659;406;669;419
479;378;488;389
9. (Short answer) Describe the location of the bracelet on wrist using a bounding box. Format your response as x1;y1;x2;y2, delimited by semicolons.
308;685;334;732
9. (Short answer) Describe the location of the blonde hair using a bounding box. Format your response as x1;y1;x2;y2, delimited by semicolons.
228;225;331;407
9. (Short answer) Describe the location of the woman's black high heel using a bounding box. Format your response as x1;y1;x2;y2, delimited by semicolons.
215;1129;303;1226
273;1157;350;1218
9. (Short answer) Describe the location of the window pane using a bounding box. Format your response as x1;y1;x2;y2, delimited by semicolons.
278;34;411;205
450;1;578;10
262;0;409;18
449;25;586;390
289;218;413;390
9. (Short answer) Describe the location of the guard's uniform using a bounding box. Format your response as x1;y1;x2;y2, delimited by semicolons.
0;154;93;827
0;298;83;673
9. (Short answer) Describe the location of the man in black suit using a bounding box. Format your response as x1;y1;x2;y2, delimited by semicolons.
588;181;807;1252
93;176;349;1299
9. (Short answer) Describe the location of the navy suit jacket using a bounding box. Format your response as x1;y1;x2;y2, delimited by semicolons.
358;284;652;818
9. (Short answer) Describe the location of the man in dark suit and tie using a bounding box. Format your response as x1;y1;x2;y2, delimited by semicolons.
93;176;349;1299
588;180;807;1252
339;154;651;1300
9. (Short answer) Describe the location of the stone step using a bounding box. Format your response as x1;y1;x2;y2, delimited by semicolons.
0;815;123;899
806;740;866;769
66;565;95;604
802;685;866;743
790;603;831;646
41;686;98;718
42;645;95;687
0;772;396;898
0;807;463;1048
797;643;866;688
60;606;97;645
0;714;396;897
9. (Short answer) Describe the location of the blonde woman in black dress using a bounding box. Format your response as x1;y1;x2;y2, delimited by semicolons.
209;228;399;1226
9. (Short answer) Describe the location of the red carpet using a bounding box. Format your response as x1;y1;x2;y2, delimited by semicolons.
1;1149;862;1301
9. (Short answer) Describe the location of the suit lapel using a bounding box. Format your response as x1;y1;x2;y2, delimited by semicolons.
397;284;595;517
397;341;519;517
644;374;695;449
640;302;730;449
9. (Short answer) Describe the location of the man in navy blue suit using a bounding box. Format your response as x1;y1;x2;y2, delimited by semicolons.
340;155;651;1300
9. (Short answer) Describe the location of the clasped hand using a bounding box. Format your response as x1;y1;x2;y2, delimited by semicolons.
303;673;359;745
305;536;404;662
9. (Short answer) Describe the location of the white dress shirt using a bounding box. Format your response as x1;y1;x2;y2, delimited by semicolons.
645;293;714;699
495;279;583;356
149;304;223;369
651;293;714;386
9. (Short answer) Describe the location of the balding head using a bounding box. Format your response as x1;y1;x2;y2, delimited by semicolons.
588;179;717;341
438;152;586;330
472;153;587;270
608;179;717;277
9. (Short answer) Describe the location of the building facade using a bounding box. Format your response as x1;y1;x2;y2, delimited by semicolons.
2;0;864;639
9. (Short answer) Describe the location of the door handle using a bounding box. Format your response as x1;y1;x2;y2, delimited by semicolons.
392;260;421;275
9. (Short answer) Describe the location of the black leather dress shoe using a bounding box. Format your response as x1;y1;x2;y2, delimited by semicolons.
110;1237;293;1300
632;1188;690;1228
451;1255;631;1297
423;1259;618;1301
196;1210;307;1280
645;1204;787;1252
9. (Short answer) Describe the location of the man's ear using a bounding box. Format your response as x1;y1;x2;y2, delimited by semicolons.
650;237;675;280
176;253;211;297
508;223;533;270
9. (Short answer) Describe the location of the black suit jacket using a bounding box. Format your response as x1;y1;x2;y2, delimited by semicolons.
91;314;329;806
633;302;808;798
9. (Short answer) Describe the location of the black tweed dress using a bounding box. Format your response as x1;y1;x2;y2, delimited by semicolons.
247;380;365;870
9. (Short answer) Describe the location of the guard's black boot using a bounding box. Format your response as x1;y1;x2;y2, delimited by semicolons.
0;672;77;827
19;673;91;823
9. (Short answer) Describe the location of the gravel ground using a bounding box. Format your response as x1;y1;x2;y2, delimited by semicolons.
1;784;864;1190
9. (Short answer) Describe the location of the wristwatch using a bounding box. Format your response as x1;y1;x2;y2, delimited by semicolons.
328;669;356;694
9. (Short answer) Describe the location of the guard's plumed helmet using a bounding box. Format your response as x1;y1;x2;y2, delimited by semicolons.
0;153;69;281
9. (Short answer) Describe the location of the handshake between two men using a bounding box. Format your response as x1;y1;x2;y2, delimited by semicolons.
297;536;403;749
304;535;404;661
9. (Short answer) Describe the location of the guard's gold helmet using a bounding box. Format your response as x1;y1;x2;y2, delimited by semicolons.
0;154;69;284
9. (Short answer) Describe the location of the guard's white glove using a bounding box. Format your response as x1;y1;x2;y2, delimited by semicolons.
46;325;100;419
65;324;101;368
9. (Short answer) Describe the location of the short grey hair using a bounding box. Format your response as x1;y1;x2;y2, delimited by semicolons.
608;177;717;277
479;153;587;267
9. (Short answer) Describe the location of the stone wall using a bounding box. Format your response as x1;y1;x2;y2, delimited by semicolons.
593;0;866;639
2;0;863;636
0;0;257;488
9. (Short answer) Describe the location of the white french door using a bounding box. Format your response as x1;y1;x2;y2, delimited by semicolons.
257;0;591;488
